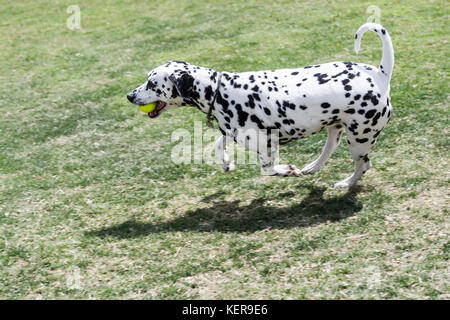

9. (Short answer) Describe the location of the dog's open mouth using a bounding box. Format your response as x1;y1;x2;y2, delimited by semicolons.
148;101;166;118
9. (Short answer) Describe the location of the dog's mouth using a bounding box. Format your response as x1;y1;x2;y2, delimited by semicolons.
148;101;167;118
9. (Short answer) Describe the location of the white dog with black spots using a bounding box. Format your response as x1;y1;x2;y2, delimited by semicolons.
127;23;394;188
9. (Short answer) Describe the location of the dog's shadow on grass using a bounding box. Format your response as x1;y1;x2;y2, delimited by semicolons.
88;184;366;238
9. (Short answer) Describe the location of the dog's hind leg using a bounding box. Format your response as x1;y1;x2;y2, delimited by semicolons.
334;125;376;188
214;135;235;172
334;101;392;188
302;125;343;174
334;144;372;188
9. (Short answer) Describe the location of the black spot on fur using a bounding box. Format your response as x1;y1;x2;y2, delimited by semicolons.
250;114;265;129
252;93;261;101
235;104;248;126
314;73;330;84
371;96;379;106
365;109;377;119
247;95;256;108
371;112;381;126
204;85;213;101
283;100;296;110
348;122;358;132
356;138;369;143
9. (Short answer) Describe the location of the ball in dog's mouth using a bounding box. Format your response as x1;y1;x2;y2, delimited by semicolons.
148;101;166;118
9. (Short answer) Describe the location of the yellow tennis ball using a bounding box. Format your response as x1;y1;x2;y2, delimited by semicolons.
139;102;156;113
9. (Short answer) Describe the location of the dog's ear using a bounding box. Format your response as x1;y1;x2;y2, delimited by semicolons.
169;72;195;99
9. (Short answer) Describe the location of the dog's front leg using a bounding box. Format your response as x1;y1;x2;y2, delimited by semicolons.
258;149;302;177
214;135;235;172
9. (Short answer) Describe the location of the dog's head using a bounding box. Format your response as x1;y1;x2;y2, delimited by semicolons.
127;61;196;118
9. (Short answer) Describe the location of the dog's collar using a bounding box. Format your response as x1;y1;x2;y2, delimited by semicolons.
206;72;222;129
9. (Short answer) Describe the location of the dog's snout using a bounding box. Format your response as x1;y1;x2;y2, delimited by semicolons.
127;93;135;103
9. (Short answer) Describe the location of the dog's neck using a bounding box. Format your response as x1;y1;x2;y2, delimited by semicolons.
181;64;225;114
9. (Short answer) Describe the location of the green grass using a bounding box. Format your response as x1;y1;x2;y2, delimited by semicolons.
0;0;449;299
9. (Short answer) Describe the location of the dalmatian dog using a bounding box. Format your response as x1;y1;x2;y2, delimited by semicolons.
127;23;394;188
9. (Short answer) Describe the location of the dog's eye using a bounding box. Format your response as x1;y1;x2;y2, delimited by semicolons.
146;81;156;90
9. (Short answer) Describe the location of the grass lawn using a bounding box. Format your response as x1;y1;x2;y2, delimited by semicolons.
0;0;448;299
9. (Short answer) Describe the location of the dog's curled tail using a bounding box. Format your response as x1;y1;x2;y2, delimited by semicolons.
354;23;394;83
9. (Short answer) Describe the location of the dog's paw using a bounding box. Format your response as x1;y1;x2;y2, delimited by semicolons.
333;178;356;189
301;162;321;174
274;164;302;177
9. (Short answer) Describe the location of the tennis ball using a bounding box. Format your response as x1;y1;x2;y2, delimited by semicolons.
139;102;156;113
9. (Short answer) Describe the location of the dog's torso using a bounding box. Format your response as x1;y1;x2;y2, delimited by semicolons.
213;61;391;147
